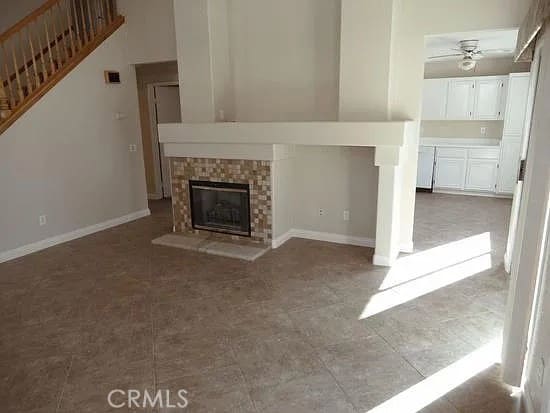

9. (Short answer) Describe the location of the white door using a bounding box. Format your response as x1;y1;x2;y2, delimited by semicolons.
474;78;505;120
497;139;522;194
434;157;466;189
504;73;531;135
465;159;498;191
446;79;475;120
416;146;435;188
154;85;181;198
422;79;448;120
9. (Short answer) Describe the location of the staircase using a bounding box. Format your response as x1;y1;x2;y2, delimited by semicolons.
0;0;124;134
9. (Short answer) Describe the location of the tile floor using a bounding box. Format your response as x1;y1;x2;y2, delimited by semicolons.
0;193;519;412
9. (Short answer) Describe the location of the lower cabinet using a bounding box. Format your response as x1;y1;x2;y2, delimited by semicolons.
465;159;498;191
433;146;500;193
434;157;466;189
497;139;521;194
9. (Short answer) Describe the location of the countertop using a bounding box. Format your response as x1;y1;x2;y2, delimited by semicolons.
420;137;501;147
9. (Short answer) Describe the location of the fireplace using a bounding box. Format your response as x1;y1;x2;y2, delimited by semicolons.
189;180;251;237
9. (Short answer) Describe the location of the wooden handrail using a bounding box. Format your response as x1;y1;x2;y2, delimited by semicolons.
0;0;121;132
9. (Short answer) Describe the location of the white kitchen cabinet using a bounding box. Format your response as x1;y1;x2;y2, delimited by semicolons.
465;159;498;191
446;79;475;120
474;78;506;120
417;146;435;188
422;79;448;120
434;157;466;190
503;73;531;135
497;139;521;194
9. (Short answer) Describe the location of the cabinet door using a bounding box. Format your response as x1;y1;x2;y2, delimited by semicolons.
417;146;435;188
504;73;530;135
446;79;475;120
465;159;498;192
474;78;505;120
434;157;466;189
497;140;522;194
422;79;448;120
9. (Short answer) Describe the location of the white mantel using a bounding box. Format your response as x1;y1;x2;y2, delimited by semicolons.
158;121;411;147
158;120;414;267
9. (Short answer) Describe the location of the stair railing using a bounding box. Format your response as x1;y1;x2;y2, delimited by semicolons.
0;0;122;130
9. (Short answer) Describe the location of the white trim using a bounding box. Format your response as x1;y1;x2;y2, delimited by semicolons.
147;81;179;199
272;228;376;249
148;192;163;200
434;188;513;198
271;229;294;249
373;254;396;267
400;241;414;253
0;209;151;264
291;229;376;248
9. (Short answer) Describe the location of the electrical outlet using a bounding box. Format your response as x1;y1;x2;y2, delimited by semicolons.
480;127;487;136
318;208;324;216
343;210;350;221
39;215;47;226
129;144;137;152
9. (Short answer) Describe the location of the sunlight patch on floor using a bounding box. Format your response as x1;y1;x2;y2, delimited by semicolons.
366;338;503;413
360;249;492;319
380;232;492;290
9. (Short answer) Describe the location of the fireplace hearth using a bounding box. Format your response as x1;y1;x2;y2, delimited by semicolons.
189;180;251;236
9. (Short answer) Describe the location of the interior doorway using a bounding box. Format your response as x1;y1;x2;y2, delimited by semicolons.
147;83;181;199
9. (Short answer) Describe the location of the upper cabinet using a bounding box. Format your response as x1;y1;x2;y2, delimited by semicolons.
421;75;508;121
503;73;531;136
446;79;475;120
474;77;506;120
422;79;449;120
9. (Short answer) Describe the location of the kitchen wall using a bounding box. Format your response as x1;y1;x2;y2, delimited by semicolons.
424;56;531;79
0;25;148;258
134;61;179;196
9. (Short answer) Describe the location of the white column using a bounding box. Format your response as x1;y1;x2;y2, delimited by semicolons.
173;0;215;122
374;146;402;266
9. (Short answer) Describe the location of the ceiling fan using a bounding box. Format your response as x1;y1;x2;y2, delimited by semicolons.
428;39;512;71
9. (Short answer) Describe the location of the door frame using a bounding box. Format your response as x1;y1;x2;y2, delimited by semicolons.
146;81;179;199
502;33;549;386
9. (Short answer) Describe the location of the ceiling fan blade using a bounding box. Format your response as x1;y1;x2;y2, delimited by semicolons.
479;48;514;54
428;54;464;59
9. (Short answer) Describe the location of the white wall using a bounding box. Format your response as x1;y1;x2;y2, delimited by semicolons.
228;0;340;121
0;0;44;33
0;26;148;255
271;156;295;239
293;146;378;239
118;0;177;64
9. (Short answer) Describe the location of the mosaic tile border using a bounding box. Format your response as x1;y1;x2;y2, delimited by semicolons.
170;158;272;243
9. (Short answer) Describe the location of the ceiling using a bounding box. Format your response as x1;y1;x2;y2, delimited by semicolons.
425;29;519;61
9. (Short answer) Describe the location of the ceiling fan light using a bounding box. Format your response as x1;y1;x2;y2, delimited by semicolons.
458;58;476;71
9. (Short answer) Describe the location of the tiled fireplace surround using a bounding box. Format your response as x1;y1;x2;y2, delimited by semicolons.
171;157;272;243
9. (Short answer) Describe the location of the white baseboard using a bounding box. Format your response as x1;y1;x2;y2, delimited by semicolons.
272;228;376;249
0;209;151;264
372;254;395;267
271;230;294;249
